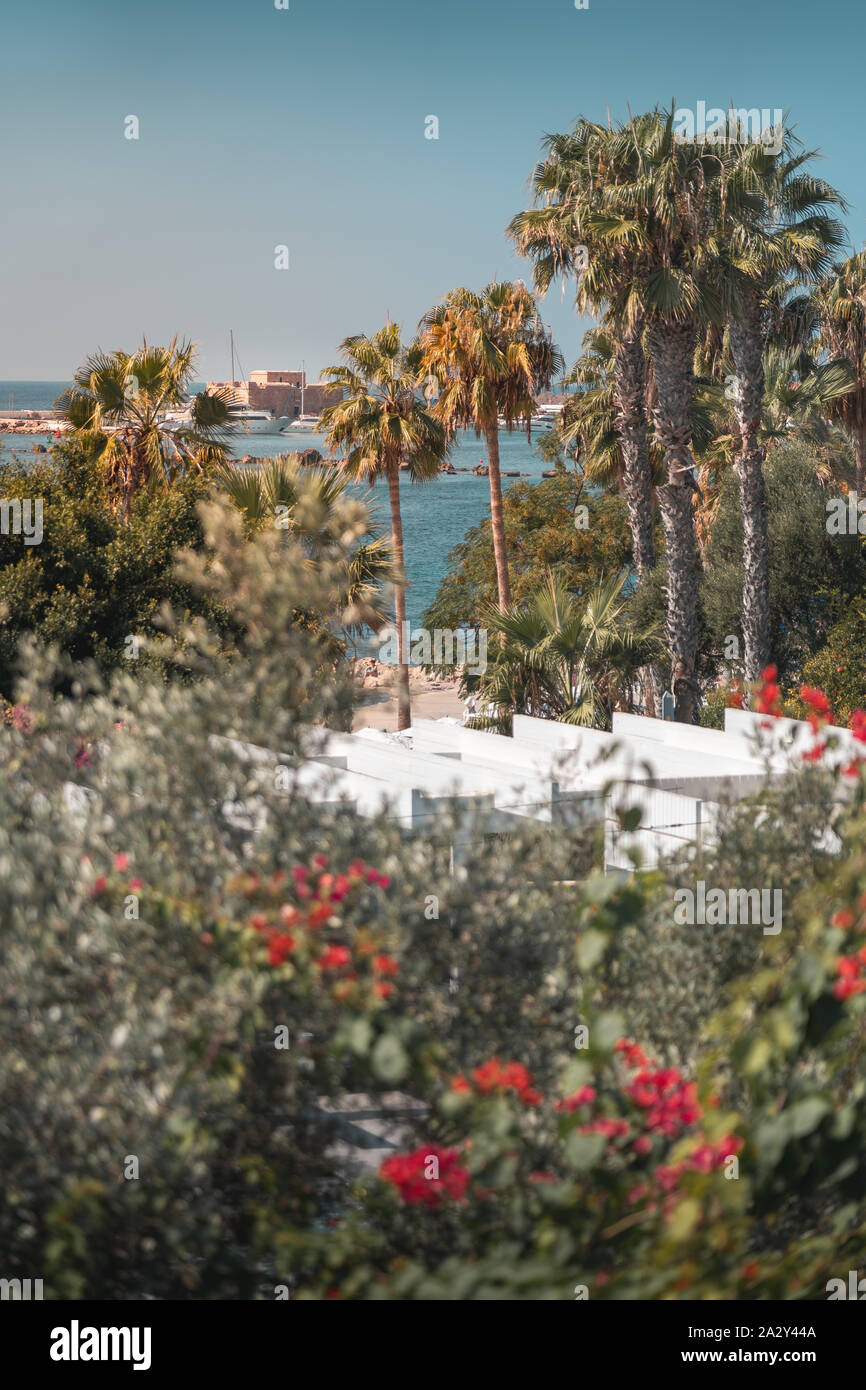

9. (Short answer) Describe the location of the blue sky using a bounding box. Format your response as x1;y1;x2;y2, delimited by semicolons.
0;0;862;380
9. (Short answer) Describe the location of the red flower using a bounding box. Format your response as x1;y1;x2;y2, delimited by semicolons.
556;1085;597;1113
330;874;351;902
626;1068;701;1136
800;686;832;719
833;952;866;999
312;854;328;870
614;1038;650;1069
580;1118;629;1139
128;877;142;892
801;742;827;763
450;1075;472;1094
754;667;781;718
113;853;129;872
379;1145;469;1207
318;944;351;970
373;953;400;976
373;981;394;999
832;910;855;929
267;933;296;966
470;1057;542;1104
90;875;107;897
850;710;866;744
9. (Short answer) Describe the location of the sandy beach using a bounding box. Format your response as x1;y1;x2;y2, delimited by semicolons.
352;660;466;731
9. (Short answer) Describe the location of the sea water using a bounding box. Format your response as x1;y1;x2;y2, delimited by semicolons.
0;383;560;626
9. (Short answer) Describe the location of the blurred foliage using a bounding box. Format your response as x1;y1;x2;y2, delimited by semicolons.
701;442;866;685
2;486;866;1301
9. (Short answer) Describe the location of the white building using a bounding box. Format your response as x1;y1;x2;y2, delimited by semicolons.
276;708;847;871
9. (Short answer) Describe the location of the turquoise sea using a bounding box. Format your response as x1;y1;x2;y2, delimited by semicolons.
0;382;559;626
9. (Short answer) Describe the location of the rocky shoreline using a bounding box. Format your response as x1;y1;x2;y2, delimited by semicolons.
0;420;71;436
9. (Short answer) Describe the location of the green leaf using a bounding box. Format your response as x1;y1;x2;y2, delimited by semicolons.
564;1130;606;1172
559;1057;593;1092
576;928;607;972
345;1017;373;1056
370;1033;408;1084
787;1096;830;1139
668;1197;701;1241
593;1009;625;1052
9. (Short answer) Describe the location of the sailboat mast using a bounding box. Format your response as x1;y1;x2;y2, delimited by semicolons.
230;330;235;385
301;360;305;416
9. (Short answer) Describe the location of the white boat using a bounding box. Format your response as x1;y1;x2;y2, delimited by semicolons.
283;414;321;433
227;405;288;435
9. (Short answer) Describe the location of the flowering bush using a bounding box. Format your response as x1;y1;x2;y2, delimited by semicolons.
3;495;866;1301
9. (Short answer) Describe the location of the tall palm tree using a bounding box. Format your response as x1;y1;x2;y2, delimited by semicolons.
59;338;233;515
510;121;658;583
709;128;846;680
419;281;562;609
318;324;448;730
512;109;720;721
470;572;660;732
692;343;853;555
815;249;866;492
214;455;402;637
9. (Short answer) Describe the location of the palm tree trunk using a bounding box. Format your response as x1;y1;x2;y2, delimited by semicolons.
729;290;770;683
611;319;662;716
485;423;512;609
612;322;655;578
648;319;700;723
386;463;411;731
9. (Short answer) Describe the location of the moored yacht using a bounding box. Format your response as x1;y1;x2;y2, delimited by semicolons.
227;404;288;435
283;414;322;433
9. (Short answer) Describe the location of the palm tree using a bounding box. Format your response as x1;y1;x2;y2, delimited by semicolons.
512;109;721;722
470;572;660;732
510;122;658;584
214;455;401;635
318;324;448;730
419;281;562;609
709;128;846;680
59;338;233;515
815;249;866;492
